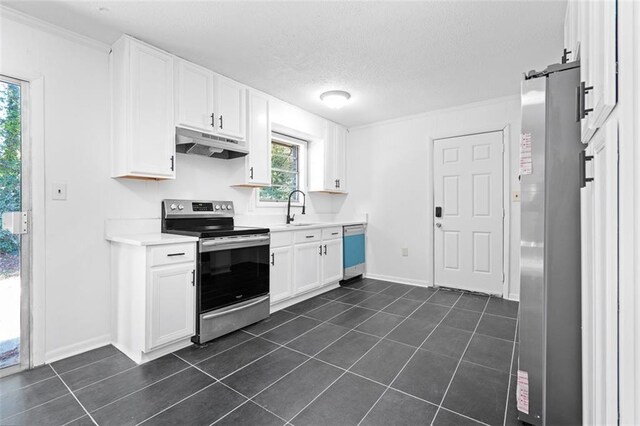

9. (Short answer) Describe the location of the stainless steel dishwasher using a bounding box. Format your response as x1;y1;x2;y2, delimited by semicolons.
342;224;365;282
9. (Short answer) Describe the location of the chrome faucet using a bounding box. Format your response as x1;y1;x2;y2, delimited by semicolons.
286;190;306;224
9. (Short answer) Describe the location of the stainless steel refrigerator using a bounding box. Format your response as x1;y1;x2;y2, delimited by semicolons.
518;61;582;425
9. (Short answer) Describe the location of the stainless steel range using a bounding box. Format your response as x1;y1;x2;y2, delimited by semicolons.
161;199;270;345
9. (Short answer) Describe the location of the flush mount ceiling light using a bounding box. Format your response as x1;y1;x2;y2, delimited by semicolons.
320;90;351;109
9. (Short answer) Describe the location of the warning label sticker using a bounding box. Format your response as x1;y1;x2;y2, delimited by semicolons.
517;370;529;414
519;133;532;176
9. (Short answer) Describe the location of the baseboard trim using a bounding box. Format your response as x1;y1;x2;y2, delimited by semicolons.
508;293;520;302
45;334;111;364
364;273;430;287
270;282;341;312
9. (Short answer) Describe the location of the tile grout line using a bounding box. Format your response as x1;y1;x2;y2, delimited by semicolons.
285;287;441;424
0;391;71;422
53;352;121;377
50;364;99;426
80;365;194;417
503;311;520;426
133;381;219;426
430;296;491;425
355;291;466;426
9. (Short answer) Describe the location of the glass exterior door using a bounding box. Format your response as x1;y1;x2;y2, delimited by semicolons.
0;75;29;375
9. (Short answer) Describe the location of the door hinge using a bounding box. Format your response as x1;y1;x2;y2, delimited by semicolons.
191;270;195;286
502;207;505;218
1;211;28;235
502;272;505;282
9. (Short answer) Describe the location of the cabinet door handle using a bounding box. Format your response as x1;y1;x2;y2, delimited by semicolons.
167;252;185;257
319;245;323;256
579;150;594;188
250;167;254;180
191;270;195;286
331;232;339;235
576;82;594;122
561;48;572;64
170;155;175;171
210;113;215;128
271;252;275;266
305;235;314;239
337;179;341;188
219;115;223;129
323;244;327;255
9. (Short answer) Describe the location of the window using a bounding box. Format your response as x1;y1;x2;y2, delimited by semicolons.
259;136;306;204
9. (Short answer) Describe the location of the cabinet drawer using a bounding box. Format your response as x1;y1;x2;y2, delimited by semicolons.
295;229;321;244
149;243;195;267
322;227;343;240
271;231;293;248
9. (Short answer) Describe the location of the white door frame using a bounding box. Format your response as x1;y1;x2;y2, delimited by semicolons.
0;69;46;368
427;125;511;298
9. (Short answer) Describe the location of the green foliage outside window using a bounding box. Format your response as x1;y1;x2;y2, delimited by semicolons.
259;141;300;202
0;81;21;255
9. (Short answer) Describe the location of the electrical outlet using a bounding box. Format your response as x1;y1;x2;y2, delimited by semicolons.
52;183;67;200
401;248;409;257
512;191;521;202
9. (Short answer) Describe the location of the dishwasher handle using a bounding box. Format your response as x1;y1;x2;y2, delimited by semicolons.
343;224;365;236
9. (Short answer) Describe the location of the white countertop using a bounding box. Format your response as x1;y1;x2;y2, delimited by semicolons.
106;233;199;246
262;221;367;233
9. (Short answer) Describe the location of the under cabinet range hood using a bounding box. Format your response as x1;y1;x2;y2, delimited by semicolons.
175;127;249;159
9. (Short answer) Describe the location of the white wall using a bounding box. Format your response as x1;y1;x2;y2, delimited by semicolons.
0;9;342;362
338;96;522;299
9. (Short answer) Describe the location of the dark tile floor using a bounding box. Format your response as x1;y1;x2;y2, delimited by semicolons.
0;278;522;426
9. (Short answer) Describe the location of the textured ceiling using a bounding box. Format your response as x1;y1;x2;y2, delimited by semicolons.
4;1;566;127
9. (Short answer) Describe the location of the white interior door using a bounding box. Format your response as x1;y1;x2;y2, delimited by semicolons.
433;131;504;294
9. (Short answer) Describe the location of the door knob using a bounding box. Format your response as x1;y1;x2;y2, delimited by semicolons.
435;223;442;228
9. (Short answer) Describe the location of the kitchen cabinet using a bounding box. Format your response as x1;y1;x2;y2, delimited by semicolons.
108;237;197;364
269;225;347;307
174;60;216;133
234;90;271;187
216;76;246;141
148;263;196;350
111;36;176;179
270;246;293;303
174;58;246;141
309;121;347;193
564;0;617;144
321;237;343;285
580;119;618;425
293;241;322;294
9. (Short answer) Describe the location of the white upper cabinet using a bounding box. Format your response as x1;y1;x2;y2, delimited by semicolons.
174;58;246;141
565;0;617;144
111;36;176;179
175;60;215;133
234;90;271;187
216;76;246;141
309;121;347;193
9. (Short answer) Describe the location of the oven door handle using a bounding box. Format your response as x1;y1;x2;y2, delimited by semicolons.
200;235;270;252
201;295;270;320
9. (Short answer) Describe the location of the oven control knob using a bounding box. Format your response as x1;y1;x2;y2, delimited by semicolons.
170;203;177;210
178;204;184;210
215;204;221;210
221;205;227;210
226;204;232;210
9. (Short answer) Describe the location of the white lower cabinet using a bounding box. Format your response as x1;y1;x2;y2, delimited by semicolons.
269;246;293;303
269;227;346;306
110;240;196;364
147;264;196;351
293;241;322;293
321;238;343;285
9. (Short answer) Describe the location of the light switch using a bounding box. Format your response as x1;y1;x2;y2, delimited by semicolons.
52;183;67;200
512;191;521;202
402;248;409;257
